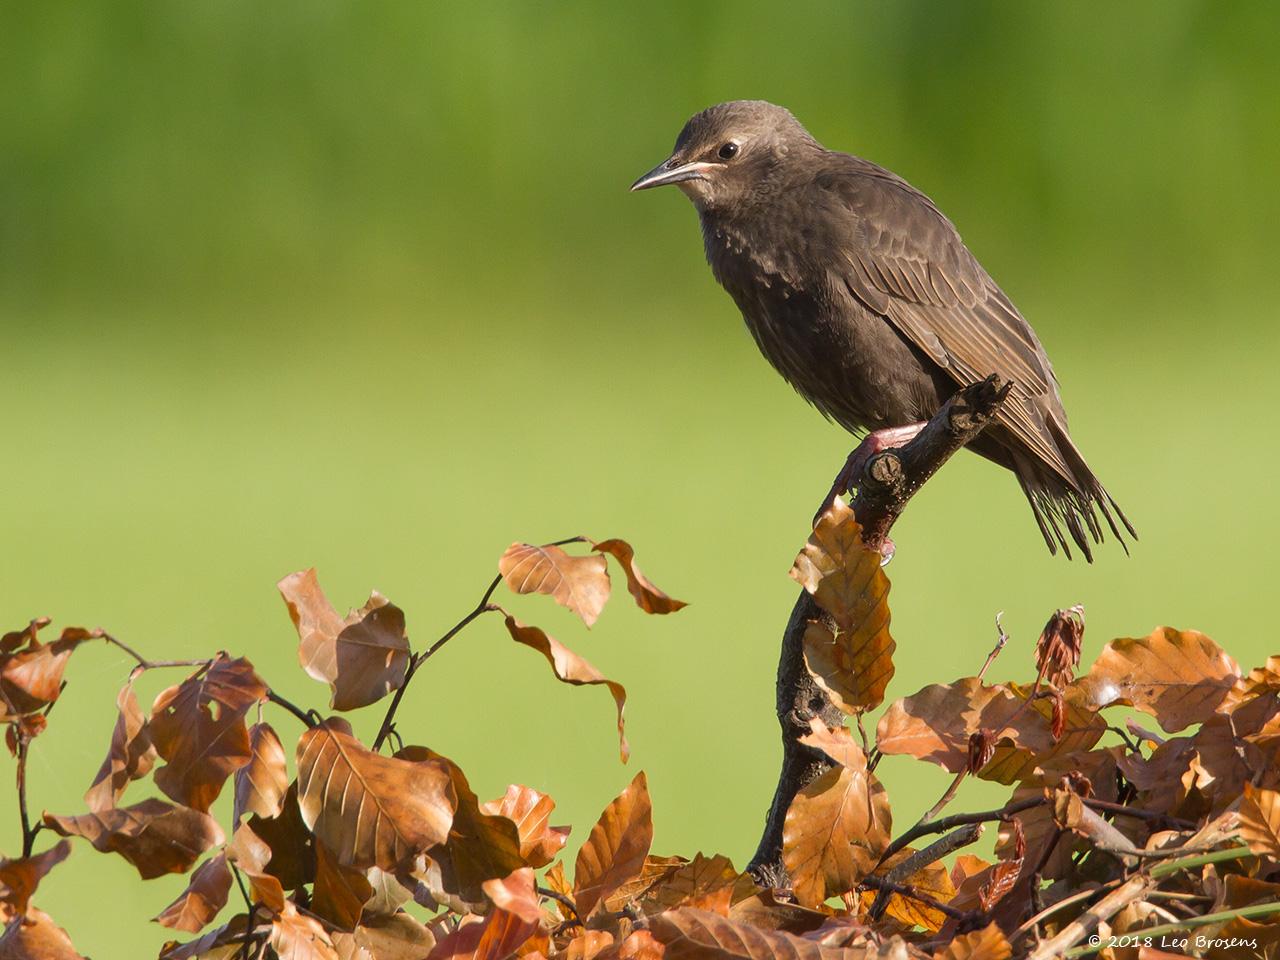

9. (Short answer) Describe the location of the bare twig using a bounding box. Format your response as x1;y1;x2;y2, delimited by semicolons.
978;611;1009;681
537;885;582;929
15;733;38;858
858;875;973;923
265;690;317;728
880;794;1044;865
868;823;983;921
1083;797;1195;830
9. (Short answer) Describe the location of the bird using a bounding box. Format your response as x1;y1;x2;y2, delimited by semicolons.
631;100;1134;561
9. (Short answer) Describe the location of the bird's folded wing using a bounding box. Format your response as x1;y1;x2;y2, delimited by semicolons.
819;160;1076;486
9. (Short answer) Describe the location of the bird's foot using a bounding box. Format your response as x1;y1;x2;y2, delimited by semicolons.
812;423;928;527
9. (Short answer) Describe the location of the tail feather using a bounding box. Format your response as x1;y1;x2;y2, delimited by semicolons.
1013;424;1135;562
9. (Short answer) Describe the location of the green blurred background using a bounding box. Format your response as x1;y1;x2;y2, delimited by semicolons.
3;1;1278;954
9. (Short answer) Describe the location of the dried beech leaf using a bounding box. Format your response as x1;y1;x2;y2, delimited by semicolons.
270;902;340;960
932;922;1011;960
234;722;289;822
0;840;71;917
563;931;614;960
781;760;890;908
296;718;454;871
861;848;954;932
574;771;653;919
312;842;373;932
153;853;233;934
150;655;268;812
332;912;436;960
279;569;411;711
158;913;260;960
427;874;540;960
396;747;523;902
650;907;863;960
503;616;629;762
591;539;687;615
603;854;688;913
641;852;740;915
1240;783;1280;858
790;502;894;713
0;906;86;959
480;785;570;869
227;822;286;913
1078;627;1240;732
798;719;864;768
0;623;94;718
43;798;224;880
499;543;611;627
247;782;316;890
84;680;156;812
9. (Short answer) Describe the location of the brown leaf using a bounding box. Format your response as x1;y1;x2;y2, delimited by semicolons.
42;799;223;880
158;913;261;960
1034;606;1085;689
0;906;86;959
932;922;1011;960
278;569;411;711
591;539;687;615
394;747;523;903
296;718;454;871
332;912;436;960
312;842;373;932
499;543;611;628
564;932;615;960
641;853;741;915
234;722;289;822
481;785;570;869
790;502;894;714
84;680;156;812
1077;627;1240;732
861;849;955;933
781;755;891;908
574;771;653;919
1239;783;1280;858
0;623;94;718
799;719;865;768
427;871;540;960
227;822;287;914
603;854;688;913
0;841;71;917
271;902;340;960
153;853;233;934
650;907;865;960
504;616;629;762
150;655;268;812
726;891;829;935
247;782;316;890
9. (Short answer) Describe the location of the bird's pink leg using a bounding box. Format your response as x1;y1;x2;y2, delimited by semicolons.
813;422;928;529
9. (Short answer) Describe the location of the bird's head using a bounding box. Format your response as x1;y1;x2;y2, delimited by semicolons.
631;100;815;213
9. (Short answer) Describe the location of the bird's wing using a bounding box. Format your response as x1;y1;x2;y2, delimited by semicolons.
816;157;1077;485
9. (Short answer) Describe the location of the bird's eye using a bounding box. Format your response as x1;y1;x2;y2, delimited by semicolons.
717;142;739;160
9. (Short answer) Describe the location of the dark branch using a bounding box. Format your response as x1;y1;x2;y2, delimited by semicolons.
747;377;1010;884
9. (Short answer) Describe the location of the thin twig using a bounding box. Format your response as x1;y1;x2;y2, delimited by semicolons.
537;885;582;929
1082;797;1195;830
880;795;1045;864
15;733;37;858
978;611;1009;681
266;690;317;728
869;824;982;921
102;633;209;671
858;875;972;922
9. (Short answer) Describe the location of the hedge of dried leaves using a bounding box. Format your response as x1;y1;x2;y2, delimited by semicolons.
0;515;1278;960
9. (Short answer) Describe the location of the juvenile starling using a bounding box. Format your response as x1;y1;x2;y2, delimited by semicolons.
632;100;1133;560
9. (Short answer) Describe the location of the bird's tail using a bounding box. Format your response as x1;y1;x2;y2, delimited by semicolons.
1013;422;1136;562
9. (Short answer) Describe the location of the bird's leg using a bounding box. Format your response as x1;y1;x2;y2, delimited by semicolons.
813;422;928;528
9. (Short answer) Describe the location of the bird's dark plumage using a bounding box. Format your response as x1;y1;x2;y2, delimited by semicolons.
633;100;1134;560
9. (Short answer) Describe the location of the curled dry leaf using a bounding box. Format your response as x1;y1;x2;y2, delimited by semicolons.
480;785;570;869
0;840;71;917
426;870;541;960
270;901;340;960
650;906;864;960
331;912;436;960
641;852;742;915
1034;605;1085;689
247;782;316;890
227;822;287;914
279;569;411;712
0;906;85;960
43;798;224;880
932;922;1011;960
574;771;654;919
499;542;611;628
234;722;289;822
591;539;688;615
1077;627;1240;732
396;747;523;902
159;913;261;960
152;852;233;934
1239;783;1280;858
0;621;95;719
312;841;374;933
84;679;156;812
503;616;629;762
296;718;454;871
150;654;268;812
781;755;891;909
790;501;894;714
604;854;688;913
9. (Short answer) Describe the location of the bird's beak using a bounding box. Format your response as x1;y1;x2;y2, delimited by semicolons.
630;157;715;192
